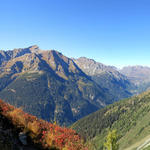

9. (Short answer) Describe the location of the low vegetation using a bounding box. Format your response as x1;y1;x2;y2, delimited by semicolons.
0;99;88;150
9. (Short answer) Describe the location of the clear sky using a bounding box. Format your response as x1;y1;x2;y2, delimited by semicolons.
0;0;150;68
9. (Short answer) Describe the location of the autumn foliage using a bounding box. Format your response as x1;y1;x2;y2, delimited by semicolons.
0;99;88;150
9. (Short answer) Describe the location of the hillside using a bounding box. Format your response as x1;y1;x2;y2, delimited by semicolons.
72;90;150;150
0;99;88;150
120;66;150;94
74;57;135;101
0;46;114;126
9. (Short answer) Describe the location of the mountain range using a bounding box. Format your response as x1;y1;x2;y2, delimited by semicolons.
0;45;114;126
1;45;150;127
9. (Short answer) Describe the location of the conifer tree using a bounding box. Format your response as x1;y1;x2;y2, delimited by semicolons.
103;130;119;150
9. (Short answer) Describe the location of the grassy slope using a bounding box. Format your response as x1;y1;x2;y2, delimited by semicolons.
72;91;150;150
124;135;150;150
143;146;150;150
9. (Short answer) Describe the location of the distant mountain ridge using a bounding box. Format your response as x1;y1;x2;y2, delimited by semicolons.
73;57;116;76
120;66;150;93
74;57;134;101
120;66;150;84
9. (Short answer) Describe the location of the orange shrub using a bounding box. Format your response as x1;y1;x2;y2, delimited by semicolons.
0;99;88;150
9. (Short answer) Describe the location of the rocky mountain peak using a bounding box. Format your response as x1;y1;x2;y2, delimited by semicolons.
74;57;116;76
28;45;40;53
73;56;134;102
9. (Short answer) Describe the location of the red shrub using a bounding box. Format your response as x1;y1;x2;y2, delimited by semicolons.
0;99;88;150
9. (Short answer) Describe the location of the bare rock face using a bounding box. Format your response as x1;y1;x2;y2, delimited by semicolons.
28;45;39;52
19;132;27;145
74;57;134;101
73;57;115;76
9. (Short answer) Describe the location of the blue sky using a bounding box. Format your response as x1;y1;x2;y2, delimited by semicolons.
0;0;150;68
